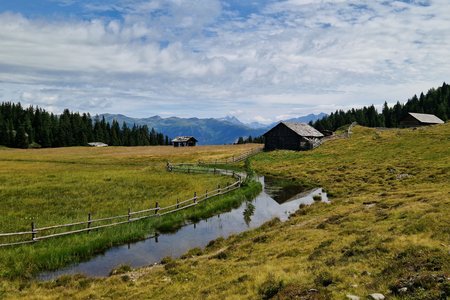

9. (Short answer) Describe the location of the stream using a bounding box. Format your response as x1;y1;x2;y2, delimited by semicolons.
39;176;328;280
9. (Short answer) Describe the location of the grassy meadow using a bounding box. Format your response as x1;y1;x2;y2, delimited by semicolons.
0;144;260;232
2;124;450;299
0;144;261;278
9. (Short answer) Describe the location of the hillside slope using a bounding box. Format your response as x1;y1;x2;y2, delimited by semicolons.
5;124;450;299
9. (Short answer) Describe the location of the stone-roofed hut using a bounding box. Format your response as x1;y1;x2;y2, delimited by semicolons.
400;112;444;128
172;136;198;147
263;122;324;151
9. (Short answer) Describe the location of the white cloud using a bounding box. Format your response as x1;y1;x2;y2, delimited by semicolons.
0;0;449;120
252;115;273;123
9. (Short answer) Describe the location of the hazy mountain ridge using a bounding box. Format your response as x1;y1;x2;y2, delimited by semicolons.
101;113;327;145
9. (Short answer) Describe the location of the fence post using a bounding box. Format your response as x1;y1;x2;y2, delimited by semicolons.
176;198;179;208
218;184;221;194
155;202;159;214
31;222;36;242
88;213;92;233
194;192;197;204
232;155;235;162
206;189;208;199
128;208;131;222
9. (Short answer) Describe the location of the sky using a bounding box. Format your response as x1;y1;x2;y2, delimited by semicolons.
0;0;449;124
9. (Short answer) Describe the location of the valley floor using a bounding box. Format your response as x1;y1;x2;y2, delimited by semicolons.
2;125;450;299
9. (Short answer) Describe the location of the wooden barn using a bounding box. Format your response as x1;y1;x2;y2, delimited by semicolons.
263;122;324;151
400;112;444;128
172;136;198;147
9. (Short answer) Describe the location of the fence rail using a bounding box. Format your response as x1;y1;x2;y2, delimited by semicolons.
0;156;249;248
198;145;263;165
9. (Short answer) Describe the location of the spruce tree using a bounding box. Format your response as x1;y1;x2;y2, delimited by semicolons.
14;125;29;148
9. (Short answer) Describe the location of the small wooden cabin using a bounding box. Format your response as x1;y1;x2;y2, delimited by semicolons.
400;113;444;128
263;122;324;151
172;136;198;147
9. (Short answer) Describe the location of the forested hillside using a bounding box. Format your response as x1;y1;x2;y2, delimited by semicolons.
312;82;450;131
0;103;170;148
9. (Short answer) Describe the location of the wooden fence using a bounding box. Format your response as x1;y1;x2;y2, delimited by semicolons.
198;145;263;165
0;165;245;248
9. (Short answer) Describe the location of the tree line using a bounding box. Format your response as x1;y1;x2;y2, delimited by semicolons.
311;82;450;131
235;135;264;144
0;102;170;148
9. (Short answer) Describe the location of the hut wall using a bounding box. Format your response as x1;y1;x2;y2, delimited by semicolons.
264;124;302;151
399;115;423;128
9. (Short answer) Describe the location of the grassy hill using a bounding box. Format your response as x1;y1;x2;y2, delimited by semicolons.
3;124;450;299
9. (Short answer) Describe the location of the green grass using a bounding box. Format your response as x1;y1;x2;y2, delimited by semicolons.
2;126;450;299
0;180;261;279
0;144;262;278
0;145;260;234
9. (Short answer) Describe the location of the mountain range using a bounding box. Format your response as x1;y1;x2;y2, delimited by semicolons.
100;113;327;145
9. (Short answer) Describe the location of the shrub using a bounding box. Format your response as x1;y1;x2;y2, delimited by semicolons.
314;271;334;287
180;247;203;259
160;256;174;265
253;234;269;243
211;250;229;260
258;273;284;300
109;264;132;276
164;261;179;275
206;237;225;249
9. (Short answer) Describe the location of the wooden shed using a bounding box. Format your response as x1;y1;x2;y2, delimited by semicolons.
87;142;108;147
172;136;198;147
263;122;324;151
400;113;444;128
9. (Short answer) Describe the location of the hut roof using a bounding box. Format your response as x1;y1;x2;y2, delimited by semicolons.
88;142;108;147
273;122;324;138
171;136;198;143
407;113;444;124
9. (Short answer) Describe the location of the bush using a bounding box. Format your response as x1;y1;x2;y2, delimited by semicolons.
211;250;229;260
314;272;334;287
109;264;132;276
160;256;174;265
28;142;41;149
206;237;225;249
258;273;284;300
180;247;203;259
253;234;269;243
164;260;179;275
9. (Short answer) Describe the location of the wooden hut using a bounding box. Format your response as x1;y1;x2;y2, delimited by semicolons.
263;122;324;151
172;136;198;147
400;113;444;128
87;142;108;147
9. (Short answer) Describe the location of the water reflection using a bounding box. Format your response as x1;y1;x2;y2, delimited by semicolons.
39;177;328;280
243;202;255;226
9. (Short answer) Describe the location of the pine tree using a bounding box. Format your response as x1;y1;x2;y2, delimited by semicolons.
14;125;29;148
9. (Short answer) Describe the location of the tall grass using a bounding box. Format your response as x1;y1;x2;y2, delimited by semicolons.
0;179;261;279
0;144;263;278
